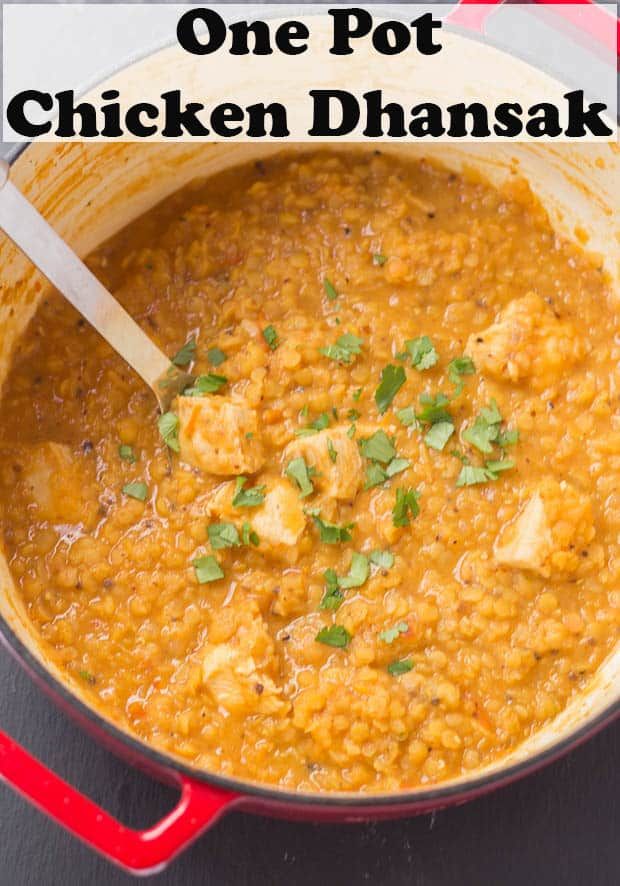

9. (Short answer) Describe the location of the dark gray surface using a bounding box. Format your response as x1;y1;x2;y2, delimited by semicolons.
0;653;618;884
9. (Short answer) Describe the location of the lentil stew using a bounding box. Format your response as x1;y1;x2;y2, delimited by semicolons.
1;151;618;792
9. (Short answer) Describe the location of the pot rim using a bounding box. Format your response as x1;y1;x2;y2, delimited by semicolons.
1;142;618;810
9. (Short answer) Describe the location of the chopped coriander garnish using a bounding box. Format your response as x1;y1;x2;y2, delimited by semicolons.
424;420;454;452
157;411;180;453
183;373;227;396
396;406;417;428
347;409;361;421
485;458;515;474
405;336;438;371
365;463;388;489
172;338;196;367
122;481;148;502
207;347;227;367
118;444;136;463
339;552;369;589
346;424;356;439
392;487;421;527
352;387;362;402
193;555;224;584
286;457;315;498
463;417;497;454
462;399;502;454
327;438;338;463
480;399;502;425
456;459;515;487
416;392;452;425
319;333;364;364
370;550;395;570
498;428;519;448
359;430;396;464
375;364;406;414
456;465;494;487
373;253;388;266
295;412;330;437
385;458;410;478
263;325;279;350
208;522;240;550
323;277;339;301
388;658;414;676
379;621;408;644
78;669;97;685
311;513;354;544
232;477;266;508
316;624;351;648
241;521;260;547
447;355;475;393
451;448;470;464
319;569;344;611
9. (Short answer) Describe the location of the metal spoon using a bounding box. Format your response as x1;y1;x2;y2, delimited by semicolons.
0;159;192;412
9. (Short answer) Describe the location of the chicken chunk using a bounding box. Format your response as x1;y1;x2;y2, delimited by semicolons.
283;427;363;501
202;607;288;716
467;293;587;387
207;476;306;554
494;479;594;577
177;395;265;476
18;442;89;524
251;478;306;548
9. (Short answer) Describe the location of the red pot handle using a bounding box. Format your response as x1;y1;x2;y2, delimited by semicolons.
447;0;620;63
0;729;238;874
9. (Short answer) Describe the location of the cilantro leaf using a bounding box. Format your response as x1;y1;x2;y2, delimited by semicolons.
319;569;344;611
375;364;406;414
286;457;315;498
405;336;438;371
323;278;339;301
122;481;148;502
172;338;196;367
193;555;224;584
447;355;475;391
316;624;351;648
295;412;330;437
319;333;364;364
232;477;267;508
365;463;388;489
207;347;227;367
416;392;452;425
498;428;519;448
352;387;362;402
373;254;388;266
424;420;454;452
327;438;338;463
485;458;515;474
262;325;279;351
339;552;369;589
396;406;417;428
208;522;241;550
312;513;354;544
388;658;414;676
385;458;410;478
480;398;502;425
370;550;395;570
359;430;396;464
118;444;136;464
392;487;421;527
379;621;408;643
462;417;498;454
241;522;260;547
183;373;227;396
157;411;180;452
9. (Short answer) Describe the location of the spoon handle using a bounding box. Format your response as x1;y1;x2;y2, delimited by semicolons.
0;160;187;410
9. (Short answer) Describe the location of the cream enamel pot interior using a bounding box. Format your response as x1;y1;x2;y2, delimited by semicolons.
0;140;618;874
